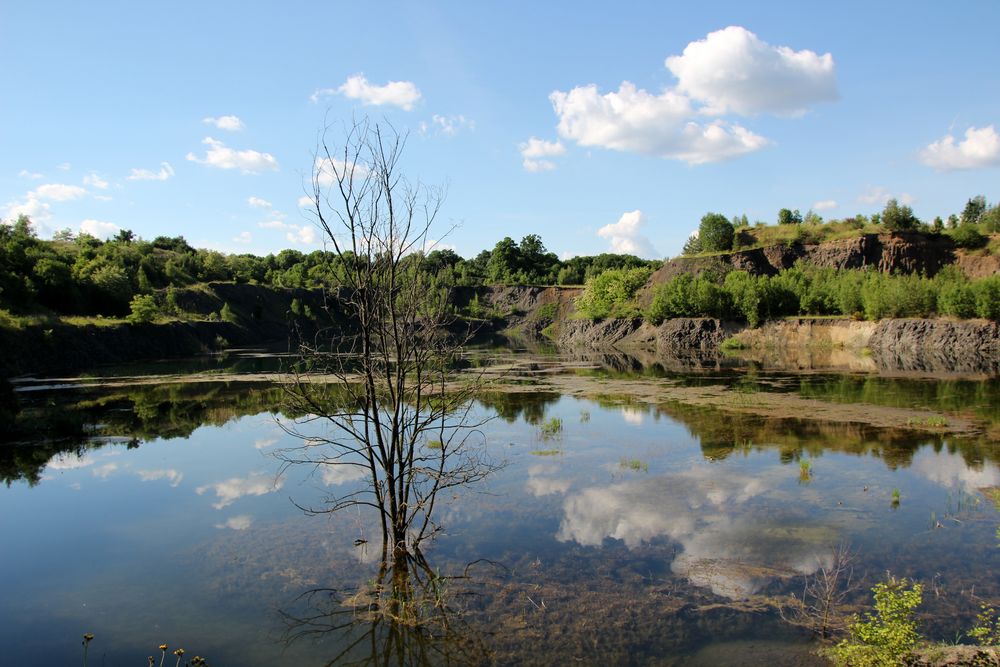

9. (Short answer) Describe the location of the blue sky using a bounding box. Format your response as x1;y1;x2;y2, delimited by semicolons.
2;1;999;259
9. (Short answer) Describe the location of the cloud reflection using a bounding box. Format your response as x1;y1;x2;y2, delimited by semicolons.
137;469;184;487
912;451;1000;490
215;515;254;530
556;466;834;598
526;463;571;497
197;472;284;509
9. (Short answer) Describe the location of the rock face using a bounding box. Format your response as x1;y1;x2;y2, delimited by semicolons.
868;318;1000;374
648;233;959;287
557;317;733;355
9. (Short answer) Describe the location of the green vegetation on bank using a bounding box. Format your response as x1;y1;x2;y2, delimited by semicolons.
642;265;1000;326
683;194;1000;256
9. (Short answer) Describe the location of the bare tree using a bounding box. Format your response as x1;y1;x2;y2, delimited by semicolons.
782;543;860;639
277;118;494;571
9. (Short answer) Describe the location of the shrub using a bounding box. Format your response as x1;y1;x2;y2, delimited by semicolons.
126;294;158;324
699;213;735;252
973;276;1000;319
828;577;923;667
220;302;239;323
950;223;987;249
576;267;652;319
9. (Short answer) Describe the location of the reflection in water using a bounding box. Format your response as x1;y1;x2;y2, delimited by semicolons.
280;551;491;666
556;466;835;599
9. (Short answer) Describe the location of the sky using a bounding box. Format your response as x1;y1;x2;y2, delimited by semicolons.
2;1;999;259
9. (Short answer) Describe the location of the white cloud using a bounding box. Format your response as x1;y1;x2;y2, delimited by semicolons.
18;169;43;180
203;115;245;131
186;138;279;174
812;199;837;211
196;472;283;509
232;231;253;244
597;210;659;258
314;74;422;110
297;195;314;208
314;156;368;186
215;515;253;530
519;137;565;172
80;219;121;239
919;125;1000;170
46;453;94;470
421;114;474;137
32;183;87;201
286;224;319;245
247;196;272;208
665;26;837;116
550;82;768;164
912;450;1000;489
83;173;109;189
94;195;113;202
56;162;71;171
858;186;914;207
254;437;279;450
258;220;287;229
127;162;174;181
4;196;52;224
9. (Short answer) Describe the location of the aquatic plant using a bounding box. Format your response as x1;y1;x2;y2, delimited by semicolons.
828;576;923;667
619;458;648;472
426;440;443;450
799;458;813;482
82;633;94;667
891;488;901;508
579;409;590;423
530;449;562;457
539;417;563;440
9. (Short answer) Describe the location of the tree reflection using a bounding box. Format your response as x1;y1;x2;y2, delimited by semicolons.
280;551;492;666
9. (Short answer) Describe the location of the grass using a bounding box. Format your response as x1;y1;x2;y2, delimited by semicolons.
720;335;749;351
539;416;563;440
799;458;813;482
906;416;948;428
619;458;649;472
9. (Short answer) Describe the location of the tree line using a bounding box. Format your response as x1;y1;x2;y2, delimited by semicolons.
0;218;658;318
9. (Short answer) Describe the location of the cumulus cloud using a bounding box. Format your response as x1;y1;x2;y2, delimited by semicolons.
550;82;767;164
665;26;837;116
320;464;368;486
314;156;368;186
526;464;571;497
92;463;119;479
46;453;94;470
18;169;43;180
80;219;121;239
127;162;174;181
83;173;109;189
313;74;422;111
286;224;319;245
186;138;278;174
196;472;283;510
297;195;314;208
858;185;913;206
812;199;837;211
203;115;245;131
920;125;1000;170
232;231;253;244
912;450;1000;489
425;114;475;137
597;210;659;258
519;137;565;172
4;196;52;224
32;183;87;201
258;219;287;230
247;196;272;208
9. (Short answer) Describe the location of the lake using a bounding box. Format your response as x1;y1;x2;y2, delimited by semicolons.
2;347;998;665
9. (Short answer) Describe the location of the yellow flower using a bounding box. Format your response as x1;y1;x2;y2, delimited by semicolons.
83;633;94;642
173;649;185;657
159;644;168;651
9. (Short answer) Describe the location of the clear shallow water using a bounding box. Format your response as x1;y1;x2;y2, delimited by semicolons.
1;353;999;665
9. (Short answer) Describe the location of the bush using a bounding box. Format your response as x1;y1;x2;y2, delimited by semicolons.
576;267;652;319
950;223;987;249
220;302;239;323
828;577;922;667
127;294;158;324
973;276;1000;319
698;213;734;252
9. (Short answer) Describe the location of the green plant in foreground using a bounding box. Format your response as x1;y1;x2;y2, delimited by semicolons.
828;577;923;667
969;604;1000;646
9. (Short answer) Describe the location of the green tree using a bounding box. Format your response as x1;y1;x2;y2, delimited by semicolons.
778;208;802;225
881;199;919;232
961;195;987;225
698;212;735;252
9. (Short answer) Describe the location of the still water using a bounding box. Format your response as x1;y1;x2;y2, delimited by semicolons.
2;349;998;665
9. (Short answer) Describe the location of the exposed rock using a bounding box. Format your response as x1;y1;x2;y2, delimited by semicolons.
868;318;1000;375
907;645;1000;666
